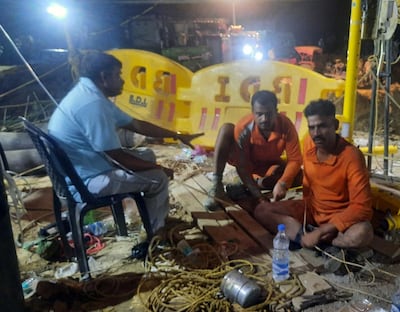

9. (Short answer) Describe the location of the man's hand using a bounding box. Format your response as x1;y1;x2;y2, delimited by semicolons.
272;181;287;201
301;230;322;248
176;132;204;149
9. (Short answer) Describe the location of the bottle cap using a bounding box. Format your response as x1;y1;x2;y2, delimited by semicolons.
277;224;285;232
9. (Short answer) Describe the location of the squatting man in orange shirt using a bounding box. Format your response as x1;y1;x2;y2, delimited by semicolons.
204;90;303;211
254;99;374;250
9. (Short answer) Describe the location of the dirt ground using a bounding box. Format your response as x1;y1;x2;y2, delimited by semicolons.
10;137;400;312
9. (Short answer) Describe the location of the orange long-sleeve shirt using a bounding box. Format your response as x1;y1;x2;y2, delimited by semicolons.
230;113;302;187
303;135;373;232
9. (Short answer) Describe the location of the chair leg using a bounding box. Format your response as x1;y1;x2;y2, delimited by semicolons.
53;192;73;259
111;200;128;236
134;194;153;239
70;203;91;280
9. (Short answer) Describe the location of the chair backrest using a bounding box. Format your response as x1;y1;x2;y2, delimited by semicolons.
21;118;96;203
0;141;10;171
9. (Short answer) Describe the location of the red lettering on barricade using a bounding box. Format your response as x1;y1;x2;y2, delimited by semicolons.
199;108;207;130
211;108;221;130
297;78;307;104
215;77;230;102
295;111;303;132
156;100;163;119
168;102;175;122
170;74;177;94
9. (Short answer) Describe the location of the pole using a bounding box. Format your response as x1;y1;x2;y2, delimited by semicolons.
232;1;236;26
367;61;377;172
0;168;25;311
343;0;362;141
383;39;392;177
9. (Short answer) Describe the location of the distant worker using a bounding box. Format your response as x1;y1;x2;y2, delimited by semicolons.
48;51;203;234
204;90;303;211
333;58;346;79
254;99;373;250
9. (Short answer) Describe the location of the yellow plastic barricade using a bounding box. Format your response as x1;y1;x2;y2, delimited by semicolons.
107;49;193;131
177;60;345;148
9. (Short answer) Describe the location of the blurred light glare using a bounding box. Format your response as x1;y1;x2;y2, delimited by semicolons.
254;51;263;61
242;44;253;55
47;3;67;19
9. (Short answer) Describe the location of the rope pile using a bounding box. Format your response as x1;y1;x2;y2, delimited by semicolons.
138;258;305;311
134;230;305;312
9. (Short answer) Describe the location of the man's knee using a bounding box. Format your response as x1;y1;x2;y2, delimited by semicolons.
340;221;374;248
354;221;374;247
220;123;234;134
157;170;170;189
137;147;157;163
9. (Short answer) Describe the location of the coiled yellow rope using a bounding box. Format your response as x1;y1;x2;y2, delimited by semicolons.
135;232;305;312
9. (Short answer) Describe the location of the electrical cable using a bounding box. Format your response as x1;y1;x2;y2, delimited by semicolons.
0;24;59;107
89;2;159;36
0;62;68;100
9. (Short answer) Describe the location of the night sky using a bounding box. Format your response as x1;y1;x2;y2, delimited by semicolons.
0;0;351;65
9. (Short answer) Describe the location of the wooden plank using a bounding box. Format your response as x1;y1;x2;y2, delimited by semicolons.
191;174;213;193
291;272;332;311
369;235;400;261
182;178;209;203
170;182;207;213
192;174;241;208
226;208;274;251
192;211;234;229
298;271;331;295
192;209;263;254
204;223;264;255
192;211;231;221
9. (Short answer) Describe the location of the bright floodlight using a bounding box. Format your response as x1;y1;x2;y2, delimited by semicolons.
47;3;67;19
242;44;253;55
254;51;263;61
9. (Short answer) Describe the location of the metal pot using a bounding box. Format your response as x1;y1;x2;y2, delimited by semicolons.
220;269;262;308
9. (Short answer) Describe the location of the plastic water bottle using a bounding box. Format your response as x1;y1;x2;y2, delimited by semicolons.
391;277;400;312
272;223;290;282
84;221;107;236
341;298;386;311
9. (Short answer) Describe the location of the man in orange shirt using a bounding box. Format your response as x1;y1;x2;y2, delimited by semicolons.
204;90;303;211
254;99;373;249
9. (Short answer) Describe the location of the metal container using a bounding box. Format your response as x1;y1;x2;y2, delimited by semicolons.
220;269;262;308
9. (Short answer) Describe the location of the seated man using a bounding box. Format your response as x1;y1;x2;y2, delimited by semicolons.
254;99;374;249
48;51;202;234
204;90;303;211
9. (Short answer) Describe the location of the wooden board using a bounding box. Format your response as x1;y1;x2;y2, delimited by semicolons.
191;174;213;194
182;179;209;203
170;181;207;213
192;211;233;229
203;223;264;255
192;210;265;255
226;208;274;251
369;235;400;261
